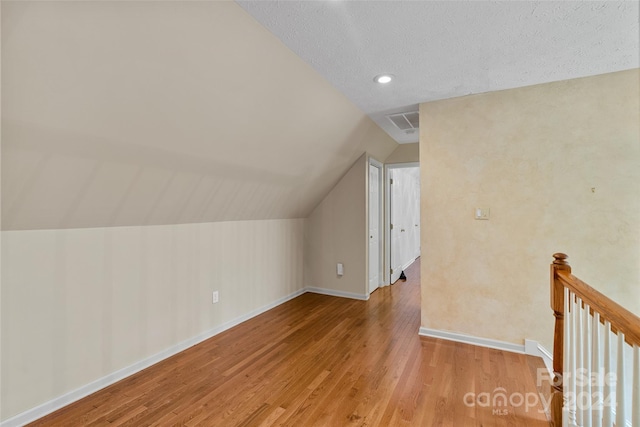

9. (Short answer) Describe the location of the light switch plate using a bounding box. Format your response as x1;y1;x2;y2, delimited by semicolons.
474;208;490;220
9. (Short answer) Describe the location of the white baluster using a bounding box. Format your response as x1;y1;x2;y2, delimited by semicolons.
592;312;602;427
576;297;584;426
616;332;626;427
563;288;570;426
603;321;613;427
633;344;639;427
568;291;577;426
583;303;592;427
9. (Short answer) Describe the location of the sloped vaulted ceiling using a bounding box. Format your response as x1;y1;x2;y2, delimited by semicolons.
1;1;398;230
238;1;639;143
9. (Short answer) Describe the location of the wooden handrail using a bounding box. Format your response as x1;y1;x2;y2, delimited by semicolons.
555;270;640;346
549;252;640;427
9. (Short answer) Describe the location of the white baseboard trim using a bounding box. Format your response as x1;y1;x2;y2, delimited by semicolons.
401;256;417;272
12;292;559;426
419;327;525;353
305;287;370;301
0;288;307;427
419;328;553;369
525;339;553;376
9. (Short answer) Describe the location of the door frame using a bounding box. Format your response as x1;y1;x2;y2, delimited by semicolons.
367;157;384;294
384;162;420;285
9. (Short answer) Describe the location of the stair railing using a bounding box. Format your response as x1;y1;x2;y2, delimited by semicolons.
550;253;640;427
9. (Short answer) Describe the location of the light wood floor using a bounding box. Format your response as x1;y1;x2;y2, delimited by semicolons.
30;259;550;426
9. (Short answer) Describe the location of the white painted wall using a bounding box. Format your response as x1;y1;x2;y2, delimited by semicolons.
1;219;304;421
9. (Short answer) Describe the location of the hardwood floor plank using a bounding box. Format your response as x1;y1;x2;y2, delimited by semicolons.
28;259;549;426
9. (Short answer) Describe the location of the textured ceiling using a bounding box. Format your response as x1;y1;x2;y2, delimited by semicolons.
238;0;640;143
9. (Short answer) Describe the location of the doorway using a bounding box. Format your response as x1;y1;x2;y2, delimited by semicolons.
368;158;383;294
385;163;420;284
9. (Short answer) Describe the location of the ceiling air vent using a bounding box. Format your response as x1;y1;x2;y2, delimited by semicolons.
386;111;419;133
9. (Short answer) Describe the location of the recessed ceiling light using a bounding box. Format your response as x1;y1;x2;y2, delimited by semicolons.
374;74;394;84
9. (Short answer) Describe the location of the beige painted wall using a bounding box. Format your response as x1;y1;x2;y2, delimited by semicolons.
304;155;368;298
1;1;397;231
385;143;419;164
1;219;304;420
420;69;640;351
0;1;399;421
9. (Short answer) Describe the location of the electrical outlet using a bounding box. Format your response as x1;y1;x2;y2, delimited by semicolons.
212;291;219;304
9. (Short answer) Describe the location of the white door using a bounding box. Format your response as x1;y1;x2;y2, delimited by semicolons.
389;166;420;284
369;162;381;293
390;168;403;283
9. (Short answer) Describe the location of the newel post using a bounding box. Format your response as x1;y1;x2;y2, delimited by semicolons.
550;253;570;427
